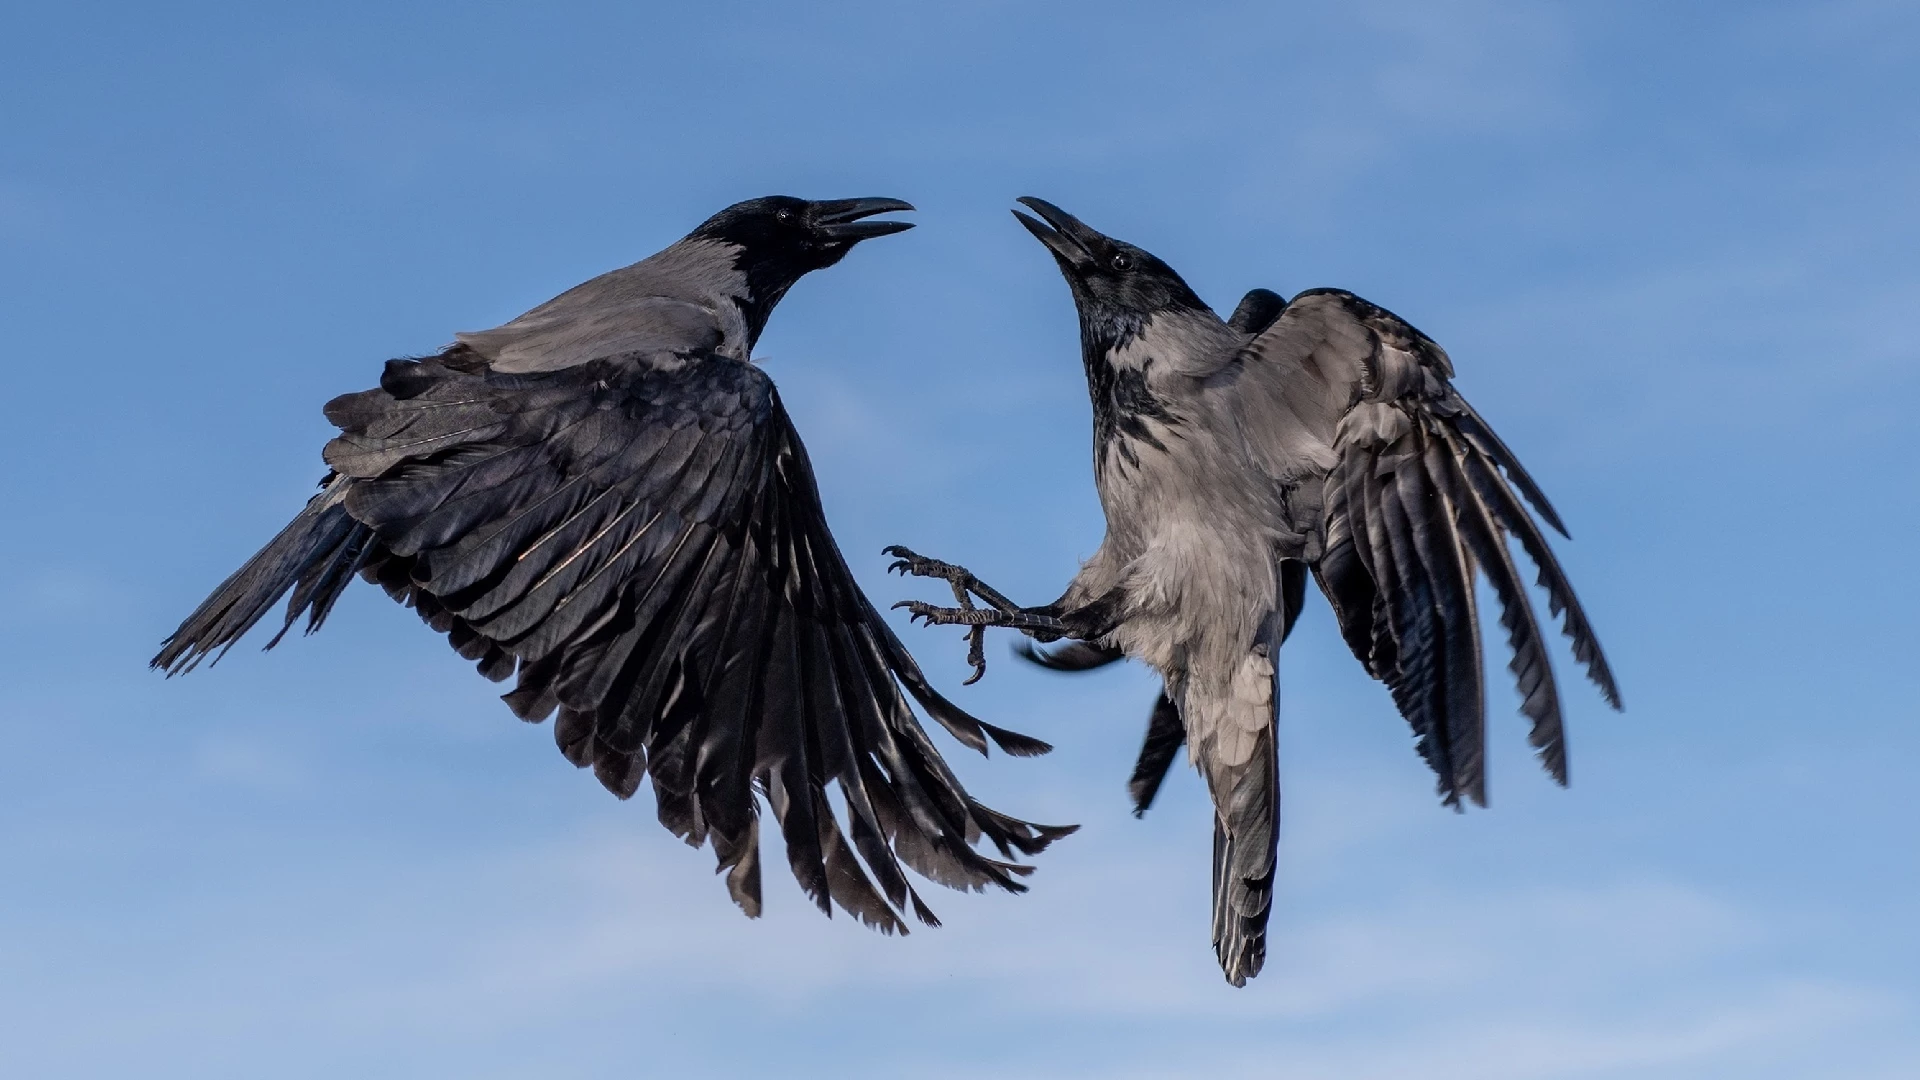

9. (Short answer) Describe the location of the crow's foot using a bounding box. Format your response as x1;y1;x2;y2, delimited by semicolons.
885;545;1066;684
883;546;1021;613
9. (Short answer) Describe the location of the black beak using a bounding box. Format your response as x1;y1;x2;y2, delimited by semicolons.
814;197;916;240
1012;196;1101;270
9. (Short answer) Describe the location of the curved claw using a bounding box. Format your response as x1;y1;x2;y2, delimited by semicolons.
882;545;973;585
895;599;979;627
962;626;988;685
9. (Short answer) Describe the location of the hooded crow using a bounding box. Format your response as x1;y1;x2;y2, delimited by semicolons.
155;196;1073;934
889;197;1620;985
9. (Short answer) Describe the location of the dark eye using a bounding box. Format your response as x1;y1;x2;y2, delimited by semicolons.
1111;252;1134;272
776;208;796;224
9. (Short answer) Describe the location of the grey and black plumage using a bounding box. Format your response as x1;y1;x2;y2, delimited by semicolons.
155;196;1073;935
893;197;1620;985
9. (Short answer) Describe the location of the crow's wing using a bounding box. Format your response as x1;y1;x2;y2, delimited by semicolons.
1225;288;1288;336
162;344;1069;932
1233;290;1619;807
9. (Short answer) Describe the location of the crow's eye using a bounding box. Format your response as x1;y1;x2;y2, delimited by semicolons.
1111;252;1134;272
776;208;797;224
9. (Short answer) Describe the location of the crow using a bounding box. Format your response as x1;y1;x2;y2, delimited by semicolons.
155;196;1073;935
888;197;1620;985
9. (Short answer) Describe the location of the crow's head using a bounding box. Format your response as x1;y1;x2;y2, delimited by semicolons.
1012;197;1209;351
687;196;913;345
693;194;912;286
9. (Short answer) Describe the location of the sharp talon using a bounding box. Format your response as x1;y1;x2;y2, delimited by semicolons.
904;601;946;626
891;600;910;610
962;627;987;685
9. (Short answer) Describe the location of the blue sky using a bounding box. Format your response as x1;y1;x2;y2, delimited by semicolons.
3;1;1916;1076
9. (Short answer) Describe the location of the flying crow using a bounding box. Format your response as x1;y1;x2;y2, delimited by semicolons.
889;197;1620;985
155;196;1072;934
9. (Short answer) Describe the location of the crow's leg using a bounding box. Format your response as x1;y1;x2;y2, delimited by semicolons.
884;546;1022;613
893;600;1072;638
884;545;1068;684
885;545;995;681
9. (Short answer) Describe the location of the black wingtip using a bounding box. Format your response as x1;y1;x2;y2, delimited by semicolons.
1127;691;1186;817
1227;288;1289;336
1455;399;1572;538
908;888;942;929
1597;674;1624;712
970;802;1081;859
980;721;1054;757
1023;822;1082;852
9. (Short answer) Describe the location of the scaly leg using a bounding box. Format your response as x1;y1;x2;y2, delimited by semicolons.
884;545;1070;684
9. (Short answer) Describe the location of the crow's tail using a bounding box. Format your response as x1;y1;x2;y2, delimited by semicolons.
1188;641;1282;988
153;479;377;675
1209;730;1278;988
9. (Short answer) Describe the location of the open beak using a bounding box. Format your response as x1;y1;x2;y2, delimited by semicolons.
814;197;916;240
1012;196;1101;270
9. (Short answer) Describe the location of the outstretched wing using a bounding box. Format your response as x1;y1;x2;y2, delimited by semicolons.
163;344;1071;932
1235;290;1620;807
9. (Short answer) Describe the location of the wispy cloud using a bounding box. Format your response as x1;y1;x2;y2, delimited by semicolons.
17;818;1892;1079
